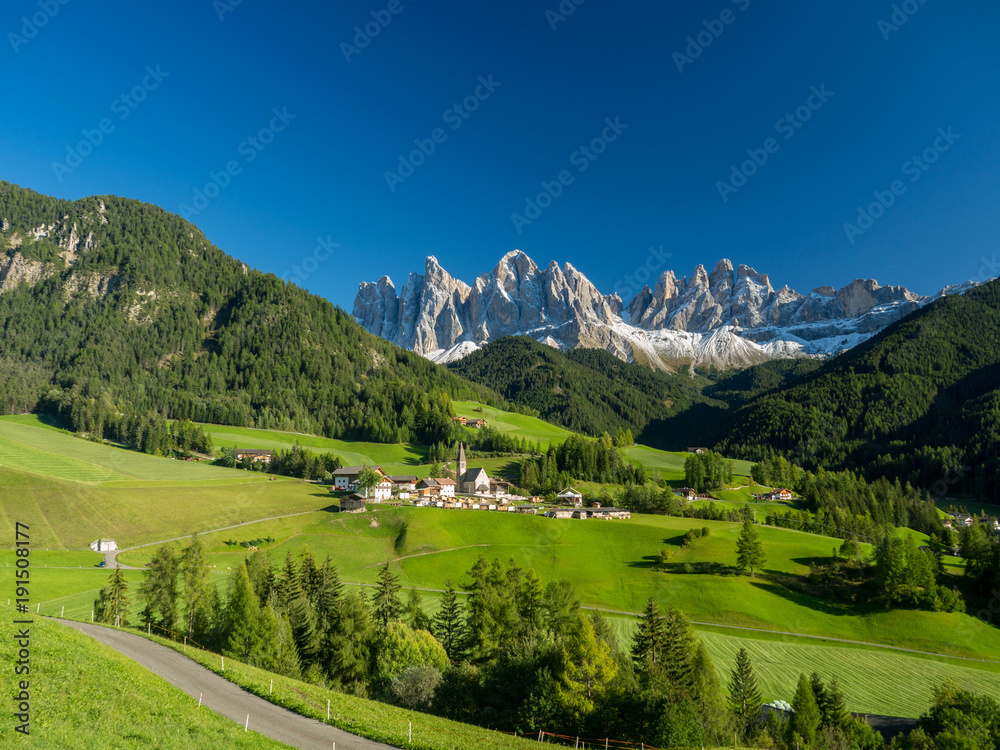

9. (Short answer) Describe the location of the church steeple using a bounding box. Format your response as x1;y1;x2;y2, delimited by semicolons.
457;442;467;481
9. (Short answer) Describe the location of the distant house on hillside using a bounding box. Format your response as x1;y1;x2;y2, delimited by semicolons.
774;488;793;501
340;494;367;513
674;487;697;502
333;466;391;499
451;416;467;425
89;539;118;552
588;505;631;520
557;487;584;507
686;447;709;455
467;419;488;429
417;478;456;498
235;449;273;464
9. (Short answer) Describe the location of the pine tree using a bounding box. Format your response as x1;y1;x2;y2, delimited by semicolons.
824;677;850;730
735;518;766;577
327;592;373;695
181;535;212;640
789;672;821;746
631;597;667;686
662;607;695;697
315;556;344;636
432;579;466;660
728;647;762;741
225;562;263;662
810;672;830;727
138;543;180;632
277;551;301;611
245;549;275;604
298;546;322;605
691;639;730;746
372;562;404;630
94;567;130;627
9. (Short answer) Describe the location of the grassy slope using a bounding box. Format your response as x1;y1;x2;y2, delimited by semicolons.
0;615;284;749
115;507;1000;662
0;464;334;551
144;632;541;750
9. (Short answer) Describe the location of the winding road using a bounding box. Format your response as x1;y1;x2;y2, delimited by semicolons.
56;619;398;750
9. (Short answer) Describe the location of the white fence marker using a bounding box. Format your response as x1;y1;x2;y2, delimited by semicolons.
245;714;249;732
91;610;94;622
270;679;273;695
198;693;203;708
221;656;225;671
409;722;412;742
61;606;64;617
36;603;40;613
327;699;330;720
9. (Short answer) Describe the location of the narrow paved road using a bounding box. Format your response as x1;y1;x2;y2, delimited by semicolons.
56;619;398;750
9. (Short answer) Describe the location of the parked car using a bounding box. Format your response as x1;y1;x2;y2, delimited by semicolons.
98;560;106;568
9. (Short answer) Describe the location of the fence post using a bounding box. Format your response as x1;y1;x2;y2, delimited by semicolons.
184;636;187;653
328;699;330;720
61;606;64;617
198;693;202;708
221;656;225;671
409;721;412;742
245;714;249;732
270;678;273;695
91;610;94;622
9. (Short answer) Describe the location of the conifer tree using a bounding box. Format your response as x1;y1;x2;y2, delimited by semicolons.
789;672;821;746
225;562;263;662
432;579;466;660
728;647;762;741
277;551;302;611
94;567;130;627
735;518;766;577
372;562;404;630
823;677;850;730
181;534;212;640
663;607;696;696
139;543;180;632
315;556;344;636
631;597;667;686
691;639;730;746
327;592;373;695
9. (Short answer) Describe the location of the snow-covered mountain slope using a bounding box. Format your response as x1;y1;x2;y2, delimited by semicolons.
354;250;984;371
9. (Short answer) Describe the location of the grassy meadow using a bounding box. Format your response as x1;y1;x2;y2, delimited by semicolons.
0;615;285;749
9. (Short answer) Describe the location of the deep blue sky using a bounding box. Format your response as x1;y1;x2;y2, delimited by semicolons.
2;0;998;309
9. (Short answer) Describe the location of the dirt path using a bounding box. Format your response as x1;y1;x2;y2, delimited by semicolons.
55;619;398;750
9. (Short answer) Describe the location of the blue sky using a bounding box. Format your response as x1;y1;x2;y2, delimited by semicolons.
2;0;998;310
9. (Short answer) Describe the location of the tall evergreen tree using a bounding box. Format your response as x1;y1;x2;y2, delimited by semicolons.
432;580;466;661
225;562;264;662
662;607;696;696
728;647;762;741
181;535;213;640
327;592;373;695
631;598;667;687
789;672;821;746
404;587;432;632
138;543;180;632
94;567;130;627
735;518;766;577
372;562;404;630
315;556;344;636
824;677;850;730
691;640;730;746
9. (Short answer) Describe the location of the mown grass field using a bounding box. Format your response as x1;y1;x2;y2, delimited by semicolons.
451;401;574;443
0;464;334;550
0;615;285;748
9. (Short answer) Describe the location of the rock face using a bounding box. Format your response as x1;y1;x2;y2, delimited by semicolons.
355;251;974;371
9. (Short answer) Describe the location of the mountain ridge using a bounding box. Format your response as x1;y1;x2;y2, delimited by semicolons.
355;250;980;371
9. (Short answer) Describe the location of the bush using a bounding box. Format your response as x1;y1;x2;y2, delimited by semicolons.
391;665;443;709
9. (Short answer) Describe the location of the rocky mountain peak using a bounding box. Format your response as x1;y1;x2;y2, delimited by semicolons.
354;251;958;371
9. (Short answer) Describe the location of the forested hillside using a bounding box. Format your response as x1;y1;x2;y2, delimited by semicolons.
0;182;501;443
716;279;1000;502
449;337;719;438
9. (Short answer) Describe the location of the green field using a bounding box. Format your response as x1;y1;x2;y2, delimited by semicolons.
0;615;284;748
0;416;255;485
451;401;574;444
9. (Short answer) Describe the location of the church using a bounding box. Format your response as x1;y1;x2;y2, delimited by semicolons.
456;442;491;495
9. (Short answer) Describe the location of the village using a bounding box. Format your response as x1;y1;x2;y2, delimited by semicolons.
329;442;633;520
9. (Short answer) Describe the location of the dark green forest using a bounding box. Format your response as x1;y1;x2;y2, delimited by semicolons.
715;281;1000;503
0;182;502;444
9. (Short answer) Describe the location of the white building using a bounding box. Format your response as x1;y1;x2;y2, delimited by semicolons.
89;538;118;552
